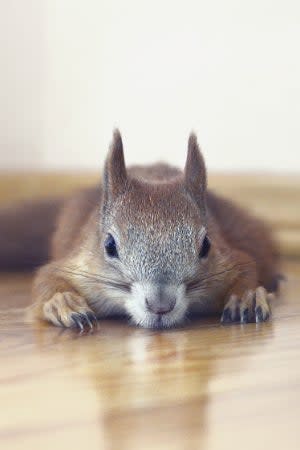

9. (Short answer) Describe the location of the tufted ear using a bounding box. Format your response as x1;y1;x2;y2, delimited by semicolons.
102;129;128;206
184;132;207;214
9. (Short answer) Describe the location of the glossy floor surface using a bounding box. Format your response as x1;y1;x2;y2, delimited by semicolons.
0;261;300;450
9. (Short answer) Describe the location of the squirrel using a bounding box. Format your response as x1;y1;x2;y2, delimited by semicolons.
0;130;280;330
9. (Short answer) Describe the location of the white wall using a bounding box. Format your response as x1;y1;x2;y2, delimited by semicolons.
1;0;300;172
0;1;44;169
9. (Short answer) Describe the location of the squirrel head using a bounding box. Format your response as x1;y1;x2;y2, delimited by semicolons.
99;129;212;328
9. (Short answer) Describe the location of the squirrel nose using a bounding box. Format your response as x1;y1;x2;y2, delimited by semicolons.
145;297;176;315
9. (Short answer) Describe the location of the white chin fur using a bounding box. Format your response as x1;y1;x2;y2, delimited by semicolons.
130;309;187;329
125;282;188;329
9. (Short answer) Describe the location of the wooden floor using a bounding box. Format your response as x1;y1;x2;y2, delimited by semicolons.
1;261;300;450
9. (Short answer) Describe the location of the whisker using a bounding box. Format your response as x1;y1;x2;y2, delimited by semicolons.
70;266;132;285
186;260;253;293
53;266;131;292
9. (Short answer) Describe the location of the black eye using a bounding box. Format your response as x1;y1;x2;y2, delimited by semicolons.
104;234;118;258
199;235;211;259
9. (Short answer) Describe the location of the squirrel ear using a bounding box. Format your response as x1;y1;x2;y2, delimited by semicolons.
103;129;128;203
184;132;207;213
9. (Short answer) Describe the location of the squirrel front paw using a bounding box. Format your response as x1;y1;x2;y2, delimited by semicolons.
221;286;274;324
43;292;98;330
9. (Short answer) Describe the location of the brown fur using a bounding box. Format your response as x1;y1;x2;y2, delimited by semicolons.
0;198;62;270
0;130;280;329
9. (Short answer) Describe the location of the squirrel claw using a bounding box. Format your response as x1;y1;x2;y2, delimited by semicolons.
71;313;85;331
220;307;233;323
221;287;272;325
43;292;98;330
70;312;98;331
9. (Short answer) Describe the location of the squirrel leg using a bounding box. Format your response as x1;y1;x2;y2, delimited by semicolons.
31;263;98;330
221;286;274;324
220;250;274;324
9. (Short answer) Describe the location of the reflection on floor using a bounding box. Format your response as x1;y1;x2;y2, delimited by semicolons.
0;261;300;450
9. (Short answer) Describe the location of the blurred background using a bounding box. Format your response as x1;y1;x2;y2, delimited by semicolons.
0;0;299;258
1;0;300;172
1;4;300;450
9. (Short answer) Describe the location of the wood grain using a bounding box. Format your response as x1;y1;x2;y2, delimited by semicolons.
0;261;300;450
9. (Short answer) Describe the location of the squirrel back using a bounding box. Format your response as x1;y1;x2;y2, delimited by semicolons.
0;130;280;328
50;166;279;293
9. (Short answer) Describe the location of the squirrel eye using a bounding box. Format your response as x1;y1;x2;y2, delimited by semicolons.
104;234;118;258
199;235;211;259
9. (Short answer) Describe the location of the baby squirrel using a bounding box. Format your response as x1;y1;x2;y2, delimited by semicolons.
25;129;280;330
